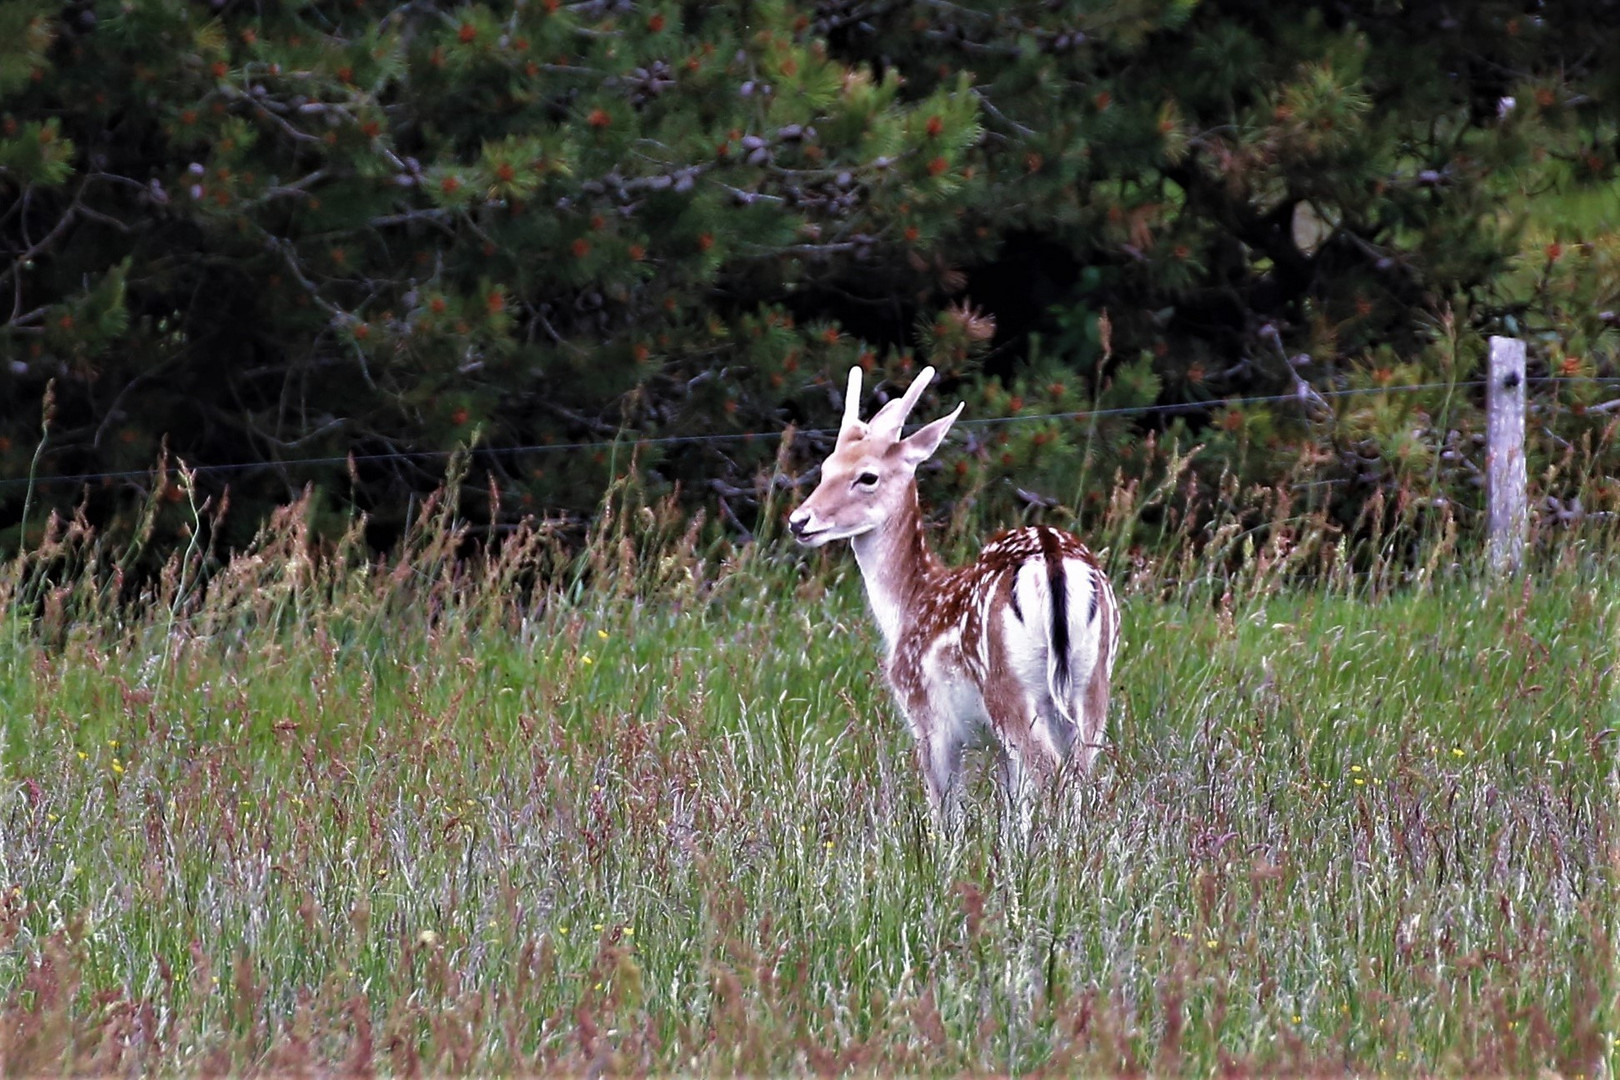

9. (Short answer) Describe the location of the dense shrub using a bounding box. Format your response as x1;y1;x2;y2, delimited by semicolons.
2;0;1617;559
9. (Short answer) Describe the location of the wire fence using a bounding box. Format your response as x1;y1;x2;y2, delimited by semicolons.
2;374;1618;494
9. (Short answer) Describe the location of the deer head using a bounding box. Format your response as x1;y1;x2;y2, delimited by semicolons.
788;366;965;547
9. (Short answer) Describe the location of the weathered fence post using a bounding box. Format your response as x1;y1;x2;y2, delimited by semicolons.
1486;335;1527;574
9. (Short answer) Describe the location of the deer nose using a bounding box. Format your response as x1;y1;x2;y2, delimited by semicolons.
787;509;809;538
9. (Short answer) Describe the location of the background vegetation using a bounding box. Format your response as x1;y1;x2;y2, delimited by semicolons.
3;3;1618;1073
3;0;1619;560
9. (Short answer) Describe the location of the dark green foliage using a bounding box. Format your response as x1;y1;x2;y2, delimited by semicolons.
2;0;1617;557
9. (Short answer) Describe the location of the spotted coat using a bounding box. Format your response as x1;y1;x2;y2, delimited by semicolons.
845;490;1120;828
788;364;1122;831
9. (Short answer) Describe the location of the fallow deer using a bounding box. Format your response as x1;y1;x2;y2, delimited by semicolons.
788;365;1120;831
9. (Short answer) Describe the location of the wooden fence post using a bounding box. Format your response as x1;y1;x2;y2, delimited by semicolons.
1486;335;1527;575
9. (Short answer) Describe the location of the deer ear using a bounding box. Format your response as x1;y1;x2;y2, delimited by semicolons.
900;401;965;465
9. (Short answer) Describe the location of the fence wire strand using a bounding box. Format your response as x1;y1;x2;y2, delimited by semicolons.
2;374;1616;493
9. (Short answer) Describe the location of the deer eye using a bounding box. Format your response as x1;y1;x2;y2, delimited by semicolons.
855;471;880;489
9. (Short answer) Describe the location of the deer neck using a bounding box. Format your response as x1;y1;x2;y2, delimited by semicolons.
849;485;941;652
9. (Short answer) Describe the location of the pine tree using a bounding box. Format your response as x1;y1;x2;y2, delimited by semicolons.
3;1;1616;556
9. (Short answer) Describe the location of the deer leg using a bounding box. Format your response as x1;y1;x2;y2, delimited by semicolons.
912;716;964;836
990;679;1062;839
994;747;1030;839
1070;566;1116;775
1071;660;1110;774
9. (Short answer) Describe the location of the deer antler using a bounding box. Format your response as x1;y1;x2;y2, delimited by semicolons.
868;365;936;440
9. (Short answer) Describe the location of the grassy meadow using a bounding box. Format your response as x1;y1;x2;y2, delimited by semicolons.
0;489;1616;1075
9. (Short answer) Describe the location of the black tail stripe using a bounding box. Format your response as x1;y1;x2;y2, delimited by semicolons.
1037;529;1070;688
1088;567;1100;625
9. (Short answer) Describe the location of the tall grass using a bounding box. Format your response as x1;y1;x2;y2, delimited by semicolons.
0;467;1616;1075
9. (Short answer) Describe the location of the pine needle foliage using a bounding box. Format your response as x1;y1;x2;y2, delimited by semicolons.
1;1;1617;562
